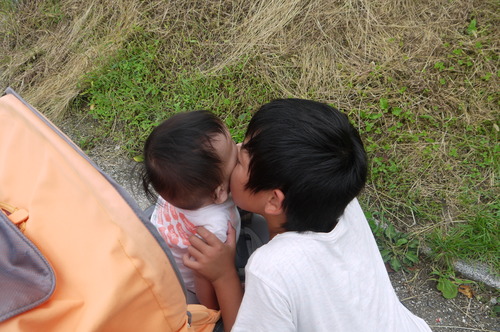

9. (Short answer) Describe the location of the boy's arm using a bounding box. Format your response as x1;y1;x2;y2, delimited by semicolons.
183;225;243;332
194;274;219;310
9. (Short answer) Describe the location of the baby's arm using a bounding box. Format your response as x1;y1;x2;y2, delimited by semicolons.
184;225;243;332
194;273;218;310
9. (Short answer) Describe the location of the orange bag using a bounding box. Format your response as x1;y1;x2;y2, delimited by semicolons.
0;88;220;331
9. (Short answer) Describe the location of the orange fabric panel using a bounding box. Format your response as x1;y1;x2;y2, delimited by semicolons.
186;305;221;332
0;93;190;331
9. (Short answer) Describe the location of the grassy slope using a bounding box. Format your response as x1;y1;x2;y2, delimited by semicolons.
1;0;498;274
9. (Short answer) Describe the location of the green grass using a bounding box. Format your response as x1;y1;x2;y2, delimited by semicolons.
76;34;276;153
428;199;499;272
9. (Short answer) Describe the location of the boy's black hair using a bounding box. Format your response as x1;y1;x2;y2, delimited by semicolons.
142;110;226;210
243;99;368;233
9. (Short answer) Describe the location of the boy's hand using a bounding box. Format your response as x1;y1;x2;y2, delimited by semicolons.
183;223;237;283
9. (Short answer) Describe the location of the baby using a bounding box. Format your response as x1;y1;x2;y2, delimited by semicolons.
142;110;241;309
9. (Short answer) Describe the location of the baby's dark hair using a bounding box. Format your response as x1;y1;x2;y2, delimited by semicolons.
142;111;227;210
243;99;368;233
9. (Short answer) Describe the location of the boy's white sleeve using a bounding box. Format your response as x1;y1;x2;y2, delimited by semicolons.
232;270;295;331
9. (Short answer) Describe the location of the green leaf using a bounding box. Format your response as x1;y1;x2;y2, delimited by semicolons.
389;257;402;272
466;19;477;36
391;107;402;116
434;62;445;70
380;249;391;261
453;277;474;285
481;73;492;81
385;224;397;240
405;251;419;263
379;98;389;110
437;277;458;299
408;240;419;249
133;155;144;162
238;113;250;121
396;238;408;246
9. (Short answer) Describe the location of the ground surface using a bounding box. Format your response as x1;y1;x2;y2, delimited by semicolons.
390;265;498;331
60;117;499;332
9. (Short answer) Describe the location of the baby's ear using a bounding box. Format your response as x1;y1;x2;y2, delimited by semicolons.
264;189;285;215
213;184;228;204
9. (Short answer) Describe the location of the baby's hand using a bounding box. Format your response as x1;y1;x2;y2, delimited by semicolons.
183;223;237;283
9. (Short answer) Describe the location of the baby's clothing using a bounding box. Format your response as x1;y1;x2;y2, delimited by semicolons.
150;196;241;293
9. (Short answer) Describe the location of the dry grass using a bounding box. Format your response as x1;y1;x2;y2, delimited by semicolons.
2;0;496;118
1;0;498;256
0;0;145;118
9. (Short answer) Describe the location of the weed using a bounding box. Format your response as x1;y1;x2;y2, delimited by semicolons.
431;268;475;299
466;18;477;36
78;136;97;153
366;210;420;272
427;199;499;273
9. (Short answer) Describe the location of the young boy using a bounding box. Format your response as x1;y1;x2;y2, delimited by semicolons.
184;99;432;331
142;110;241;309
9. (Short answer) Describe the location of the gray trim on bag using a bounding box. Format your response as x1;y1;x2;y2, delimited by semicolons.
0;212;55;322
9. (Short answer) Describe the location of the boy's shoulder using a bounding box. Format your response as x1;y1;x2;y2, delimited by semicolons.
247;199;370;271
247;231;322;270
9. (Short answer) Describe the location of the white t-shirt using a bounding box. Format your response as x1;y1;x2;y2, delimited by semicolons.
232;198;432;332
150;196;241;293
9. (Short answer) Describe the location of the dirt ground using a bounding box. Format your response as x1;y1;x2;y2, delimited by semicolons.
60;118;499;332
389;264;498;332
